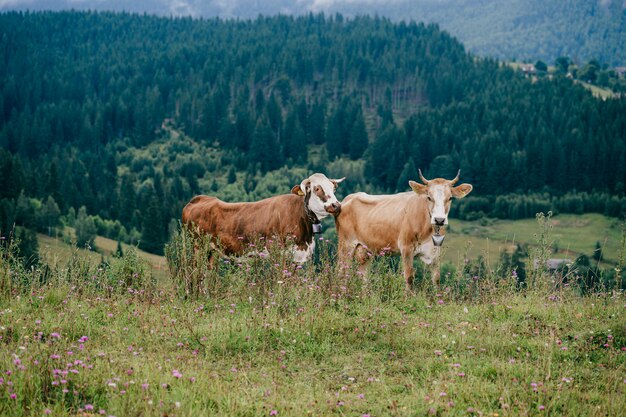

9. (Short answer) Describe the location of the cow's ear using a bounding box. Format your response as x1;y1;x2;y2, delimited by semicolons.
331;177;346;190
409;180;427;195
452;183;473;199
291;185;305;196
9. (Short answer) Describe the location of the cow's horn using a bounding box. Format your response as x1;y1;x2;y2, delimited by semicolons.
450;169;461;185
418;169;429;185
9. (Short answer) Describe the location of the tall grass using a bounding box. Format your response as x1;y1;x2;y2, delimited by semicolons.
0;215;624;416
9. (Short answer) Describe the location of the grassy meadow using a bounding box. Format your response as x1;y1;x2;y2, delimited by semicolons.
444;213;624;267
1;214;625;416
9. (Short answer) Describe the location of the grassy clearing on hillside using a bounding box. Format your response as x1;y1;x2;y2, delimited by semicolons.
35;213;623;287
1;220;625;417
445;213;624;265
38;232;169;282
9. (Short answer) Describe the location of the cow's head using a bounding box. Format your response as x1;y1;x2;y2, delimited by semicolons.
409;169;473;226
291;173;345;218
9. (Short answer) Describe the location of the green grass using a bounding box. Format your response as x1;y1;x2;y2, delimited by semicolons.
444;213;623;265
1;217;625;417
575;80;616;100
34;212;623;290
1;273;624;416
38;232;168;282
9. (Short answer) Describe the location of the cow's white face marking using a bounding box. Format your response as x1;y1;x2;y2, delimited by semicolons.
292;241;315;263
426;184;452;225
409;171;473;226
292;173;345;219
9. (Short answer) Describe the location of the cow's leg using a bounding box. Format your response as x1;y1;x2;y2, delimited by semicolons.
430;262;441;287
337;239;355;273
353;244;371;280
400;248;415;291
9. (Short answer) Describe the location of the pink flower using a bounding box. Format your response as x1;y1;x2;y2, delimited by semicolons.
270;410;278;416
172;370;182;378
85;404;94;411
50;333;61;339
538;405;545;411
434;350;442;356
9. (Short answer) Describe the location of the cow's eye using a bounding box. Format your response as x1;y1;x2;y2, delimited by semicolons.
314;186;320;193
427;196;433;202
448;197;453;202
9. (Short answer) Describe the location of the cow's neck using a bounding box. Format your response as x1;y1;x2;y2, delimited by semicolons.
303;192;322;234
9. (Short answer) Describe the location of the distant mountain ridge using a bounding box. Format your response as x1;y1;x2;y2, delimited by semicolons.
2;0;625;65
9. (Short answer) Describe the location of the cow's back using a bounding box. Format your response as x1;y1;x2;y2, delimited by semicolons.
182;194;307;254
182;195;220;230
336;192;431;252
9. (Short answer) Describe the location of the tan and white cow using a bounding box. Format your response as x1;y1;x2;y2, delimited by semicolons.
182;173;345;264
335;170;472;289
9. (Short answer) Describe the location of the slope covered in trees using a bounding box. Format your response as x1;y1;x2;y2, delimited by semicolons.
1;11;625;254
3;0;626;66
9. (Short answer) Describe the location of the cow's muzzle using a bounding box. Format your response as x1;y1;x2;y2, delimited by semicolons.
433;217;446;226
325;202;341;215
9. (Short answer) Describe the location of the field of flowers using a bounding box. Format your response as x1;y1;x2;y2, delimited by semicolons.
1;227;624;416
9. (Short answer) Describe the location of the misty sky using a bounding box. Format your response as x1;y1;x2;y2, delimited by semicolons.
1;0;411;16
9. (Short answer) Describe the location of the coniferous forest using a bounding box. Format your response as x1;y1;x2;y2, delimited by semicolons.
1;11;626;254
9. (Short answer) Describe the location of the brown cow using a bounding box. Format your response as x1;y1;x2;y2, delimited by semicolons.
182;173;345;263
335;170;472;289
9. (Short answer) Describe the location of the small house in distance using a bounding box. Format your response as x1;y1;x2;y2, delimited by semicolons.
533;258;573;271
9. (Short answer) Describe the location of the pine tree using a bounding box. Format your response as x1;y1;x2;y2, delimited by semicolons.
17;227;39;269
227;166;237;184
75;206;96;249
396;158;417;192
282;110;307;163
348;110;368;160
115;240;124;258
39;196;61;236
592;241;603;262
249;117;283;173
140;188;165;255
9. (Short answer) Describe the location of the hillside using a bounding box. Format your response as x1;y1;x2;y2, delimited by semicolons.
35;213;624;281
2;0;625;65
37;231;169;281
446;213;624;266
1;11;625;256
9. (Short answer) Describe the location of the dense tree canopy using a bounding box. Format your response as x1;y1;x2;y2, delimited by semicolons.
1;11;625;254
